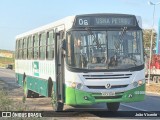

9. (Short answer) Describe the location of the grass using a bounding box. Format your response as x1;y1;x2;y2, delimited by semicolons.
0;90;13;111
0;90;44;120
0;57;14;68
146;83;160;94
0;90;28;111
0;57;14;63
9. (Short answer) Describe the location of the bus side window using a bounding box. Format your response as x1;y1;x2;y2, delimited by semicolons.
16;40;19;59
23;38;27;59
39;32;46;59
27;36;32;59
22;39;24;59
17;40;19;59
46;30;54;60
19;39;23;59
33;34;39;59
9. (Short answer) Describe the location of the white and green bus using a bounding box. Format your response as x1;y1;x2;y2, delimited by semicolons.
15;13;145;111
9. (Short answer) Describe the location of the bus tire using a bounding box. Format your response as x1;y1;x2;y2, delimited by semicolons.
106;102;120;111
51;86;64;111
32;92;39;98
23;74;32;98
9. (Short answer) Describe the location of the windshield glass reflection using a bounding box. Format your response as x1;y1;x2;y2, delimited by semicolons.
66;30;143;70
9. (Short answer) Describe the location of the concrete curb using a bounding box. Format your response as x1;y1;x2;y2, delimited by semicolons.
146;91;160;96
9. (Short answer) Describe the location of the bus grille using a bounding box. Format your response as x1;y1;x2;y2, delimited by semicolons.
83;74;132;80
87;84;128;89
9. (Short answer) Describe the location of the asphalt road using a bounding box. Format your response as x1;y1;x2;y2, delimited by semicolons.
0;68;160;119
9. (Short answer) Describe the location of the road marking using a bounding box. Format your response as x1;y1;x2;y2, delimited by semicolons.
0;71;15;77
146;92;160;96
0;71;15;75
121;104;147;111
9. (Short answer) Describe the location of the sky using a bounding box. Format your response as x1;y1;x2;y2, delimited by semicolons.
0;0;160;51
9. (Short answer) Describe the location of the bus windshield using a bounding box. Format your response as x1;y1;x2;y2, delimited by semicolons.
66;30;144;70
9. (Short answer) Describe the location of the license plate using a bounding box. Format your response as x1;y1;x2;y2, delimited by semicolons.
101;92;115;96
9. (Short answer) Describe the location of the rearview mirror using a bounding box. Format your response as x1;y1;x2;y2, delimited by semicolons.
61;39;66;51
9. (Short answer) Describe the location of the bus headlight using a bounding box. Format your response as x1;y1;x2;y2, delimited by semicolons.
138;80;143;86
133;81;138;87
70;82;77;88
133;80;144;87
68;82;84;90
77;83;83;89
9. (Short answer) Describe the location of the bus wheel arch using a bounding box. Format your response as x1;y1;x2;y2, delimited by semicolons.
51;91;64;111
50;79;64;111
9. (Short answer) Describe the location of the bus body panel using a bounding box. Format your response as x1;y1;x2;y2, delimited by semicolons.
65;84;145;105
65;69;145;105
15;13;145;108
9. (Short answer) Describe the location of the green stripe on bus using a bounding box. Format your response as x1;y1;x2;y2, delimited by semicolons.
16;73;48;96
65;84;145;105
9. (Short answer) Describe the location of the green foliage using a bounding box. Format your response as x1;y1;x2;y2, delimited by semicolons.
0;90;29;111
0;57;14;68
0;49;15;68
143;29;157;49
0;57;14;63
0;89;43;119
0;90;13;111
0;49;14;52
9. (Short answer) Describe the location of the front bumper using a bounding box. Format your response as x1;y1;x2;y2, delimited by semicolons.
65;84;145;105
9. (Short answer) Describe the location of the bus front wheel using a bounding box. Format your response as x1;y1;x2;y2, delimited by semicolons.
51;88;64;111
106;102;120;111
32;91;39;98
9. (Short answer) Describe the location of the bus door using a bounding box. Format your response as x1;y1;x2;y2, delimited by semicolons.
54;31;65;103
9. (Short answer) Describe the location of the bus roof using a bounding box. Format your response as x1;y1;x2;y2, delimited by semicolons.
16;13;141;39
16;16;75;39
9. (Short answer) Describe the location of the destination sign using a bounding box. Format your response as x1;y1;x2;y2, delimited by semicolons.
75;17;91;26
94;17;135;26
75;15;137;27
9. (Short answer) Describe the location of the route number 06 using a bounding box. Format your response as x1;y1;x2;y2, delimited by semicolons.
79;19;89;25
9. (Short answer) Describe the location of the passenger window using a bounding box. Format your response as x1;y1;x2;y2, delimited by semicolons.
46;30;54;59
33;34;39;59
19;39;23;59
15;40;19;59
23;38;27;59
39;32;46;59
27;36;33;59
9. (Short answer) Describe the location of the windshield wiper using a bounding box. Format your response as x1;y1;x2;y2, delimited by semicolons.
119;27;127;43
114;27;127;50
85;27;101;48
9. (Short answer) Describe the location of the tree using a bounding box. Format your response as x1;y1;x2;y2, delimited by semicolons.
143;29;157;50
